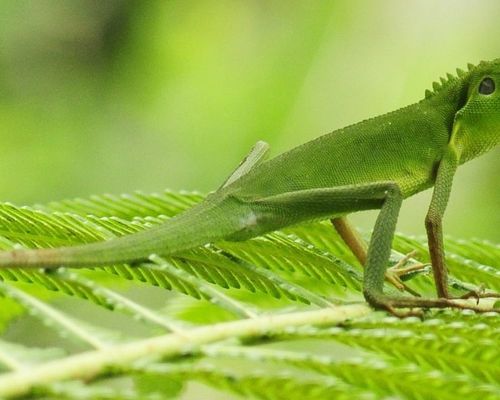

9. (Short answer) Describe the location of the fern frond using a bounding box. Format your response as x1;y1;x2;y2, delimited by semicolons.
220;232;362;295
445;237;500;269
0;201;330;308
0;281;111;349
149;255;259;318
38;381;142;400
0;190;498;399
0;267;118;311
280;319;500;383
0;305;371;398
392;234;500;291
347;313;500;341
145;363;368;400
195;345;500;400
0;340;65;370
37;190;204;220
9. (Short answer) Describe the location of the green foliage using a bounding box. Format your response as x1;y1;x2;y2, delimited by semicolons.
0;191;498;399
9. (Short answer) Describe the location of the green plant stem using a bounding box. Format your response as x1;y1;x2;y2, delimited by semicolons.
0;304;370;398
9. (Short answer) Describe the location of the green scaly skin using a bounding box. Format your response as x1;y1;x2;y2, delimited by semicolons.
1;60;500;317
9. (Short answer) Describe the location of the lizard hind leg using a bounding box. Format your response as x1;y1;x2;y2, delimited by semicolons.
220;141;270;189
331;217;425;297
354;183;499;317
250;182;499;317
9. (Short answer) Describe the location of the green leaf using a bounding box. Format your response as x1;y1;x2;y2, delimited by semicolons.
0;190;497;400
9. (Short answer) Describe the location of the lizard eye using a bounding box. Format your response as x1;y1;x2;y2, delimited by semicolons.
478;77;495;95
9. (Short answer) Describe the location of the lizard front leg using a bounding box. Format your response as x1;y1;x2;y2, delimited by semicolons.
426;146;500;301
424;147;456;298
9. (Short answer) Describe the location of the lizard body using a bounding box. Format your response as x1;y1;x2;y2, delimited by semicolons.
1;59;499;315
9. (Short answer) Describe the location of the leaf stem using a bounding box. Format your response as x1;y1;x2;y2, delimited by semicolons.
0;304;370;398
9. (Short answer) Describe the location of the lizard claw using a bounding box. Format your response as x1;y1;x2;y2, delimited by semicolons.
450;284;500;304
385;250;429;296
387;306;425;319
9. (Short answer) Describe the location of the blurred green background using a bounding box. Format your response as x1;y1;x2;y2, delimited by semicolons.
0;0;498;240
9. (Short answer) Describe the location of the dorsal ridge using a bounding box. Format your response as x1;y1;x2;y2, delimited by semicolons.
424;62;475;99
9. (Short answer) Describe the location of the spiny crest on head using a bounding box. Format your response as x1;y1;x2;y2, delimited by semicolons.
424;62;476;99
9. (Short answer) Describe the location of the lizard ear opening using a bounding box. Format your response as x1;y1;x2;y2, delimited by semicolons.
478;77;495;95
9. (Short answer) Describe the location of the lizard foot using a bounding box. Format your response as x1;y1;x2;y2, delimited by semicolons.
365;291;500;319
385;250;429;296
450;284;500;303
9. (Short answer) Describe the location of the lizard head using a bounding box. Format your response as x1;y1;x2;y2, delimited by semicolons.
453;59;500;163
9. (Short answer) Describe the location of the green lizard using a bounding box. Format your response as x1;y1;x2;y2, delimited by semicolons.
1;60;499;317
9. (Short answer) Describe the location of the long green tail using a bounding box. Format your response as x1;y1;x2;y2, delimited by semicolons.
0;197;247;269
